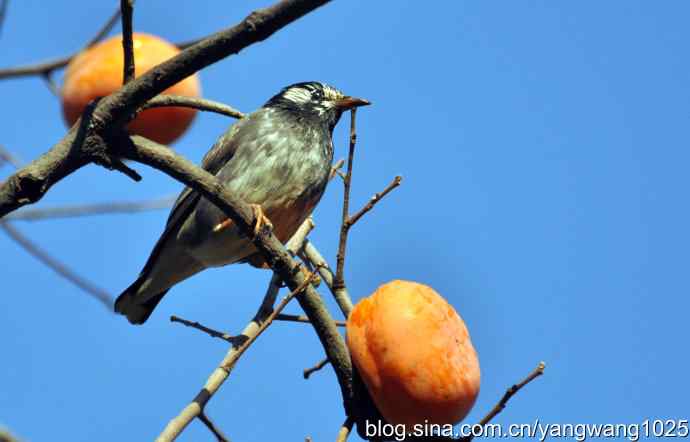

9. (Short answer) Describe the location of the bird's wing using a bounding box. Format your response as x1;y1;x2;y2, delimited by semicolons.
137;117;250;277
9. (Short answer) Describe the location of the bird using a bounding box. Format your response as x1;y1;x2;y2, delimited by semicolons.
115;81;370;324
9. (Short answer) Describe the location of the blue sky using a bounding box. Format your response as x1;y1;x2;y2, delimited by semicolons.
1;1;689;440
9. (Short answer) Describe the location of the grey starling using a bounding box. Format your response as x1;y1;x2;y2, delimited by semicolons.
115;82;370;324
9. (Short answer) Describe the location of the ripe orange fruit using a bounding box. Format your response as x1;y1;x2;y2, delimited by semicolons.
61;32;201;145
347;280;480;427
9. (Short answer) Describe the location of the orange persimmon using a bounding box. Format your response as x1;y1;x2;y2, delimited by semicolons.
61;32;201;145
347;280;480;427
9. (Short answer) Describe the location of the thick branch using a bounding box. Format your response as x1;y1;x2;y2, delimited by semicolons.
0;0;332;218
125;135;352;408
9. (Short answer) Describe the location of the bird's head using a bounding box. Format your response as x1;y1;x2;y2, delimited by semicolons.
265;81;370;130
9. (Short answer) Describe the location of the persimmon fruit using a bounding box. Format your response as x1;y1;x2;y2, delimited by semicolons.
61;32;201;145
347;280;481;427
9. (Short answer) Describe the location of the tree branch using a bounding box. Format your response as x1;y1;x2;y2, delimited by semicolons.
303;357;330;379
347;175;402;227
336;417;355;442
301;240;353;317
0;220;112;308
198;412;230;442
5;195;175;221
0;0;8;38
120;0;135;84
0;6;121;79
125;135;352;407
157;271;318;441
334;109;358;294
477;362;545;427
142;95;244;120
170;315;238;344
275;313;345;327
0;0;333;218
0;144;23;169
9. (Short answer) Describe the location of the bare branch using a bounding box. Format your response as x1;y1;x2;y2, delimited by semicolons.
477;362;545;428
157;272;318;441
126;136;353;398
303;357;329;379
0;0;334;217
6;195;175;221
335;417;355;442
347;175;402;227
85;7;122;48
0;144;23;169
170;315;238;344
198;412;230;442
120;0;135;84
329;158;345;180
142;95;245;120
275;313;345;327
334;109;358;292
41;71;60;96
0;6;121;79
0;0;8;38
1;220;112;309
301;240;353;316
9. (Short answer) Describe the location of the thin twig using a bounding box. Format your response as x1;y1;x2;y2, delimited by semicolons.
0;6;121;79
0;144;23;169
301;240;352;316
334;109;358;291
329;158;345;180
6;196;175;221
335;416;354;442
0;148;113;309
120;0;135;84
142;95;244;120
1;220;112;309
478;361;545;427
41;71;60;97
198;412;230;442
303;358;330;379
459;362;546;442
0;0;8;38
85;7;122;48
157;272;317;441
170;315;238;344
347;176;402;227
275;313;345;327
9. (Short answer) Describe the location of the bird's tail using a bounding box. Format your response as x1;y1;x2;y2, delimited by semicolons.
114;277;169;325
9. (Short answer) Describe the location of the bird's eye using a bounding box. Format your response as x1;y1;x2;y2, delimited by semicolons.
311;89;324;101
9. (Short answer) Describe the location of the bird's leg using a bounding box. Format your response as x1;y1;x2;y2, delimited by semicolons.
250;203;273;236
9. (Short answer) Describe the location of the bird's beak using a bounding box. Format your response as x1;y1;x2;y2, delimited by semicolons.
335;96;371;110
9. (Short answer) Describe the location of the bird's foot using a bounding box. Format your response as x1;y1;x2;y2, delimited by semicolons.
250;203;273;236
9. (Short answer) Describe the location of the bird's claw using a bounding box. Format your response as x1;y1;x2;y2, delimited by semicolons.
251;204;273;235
